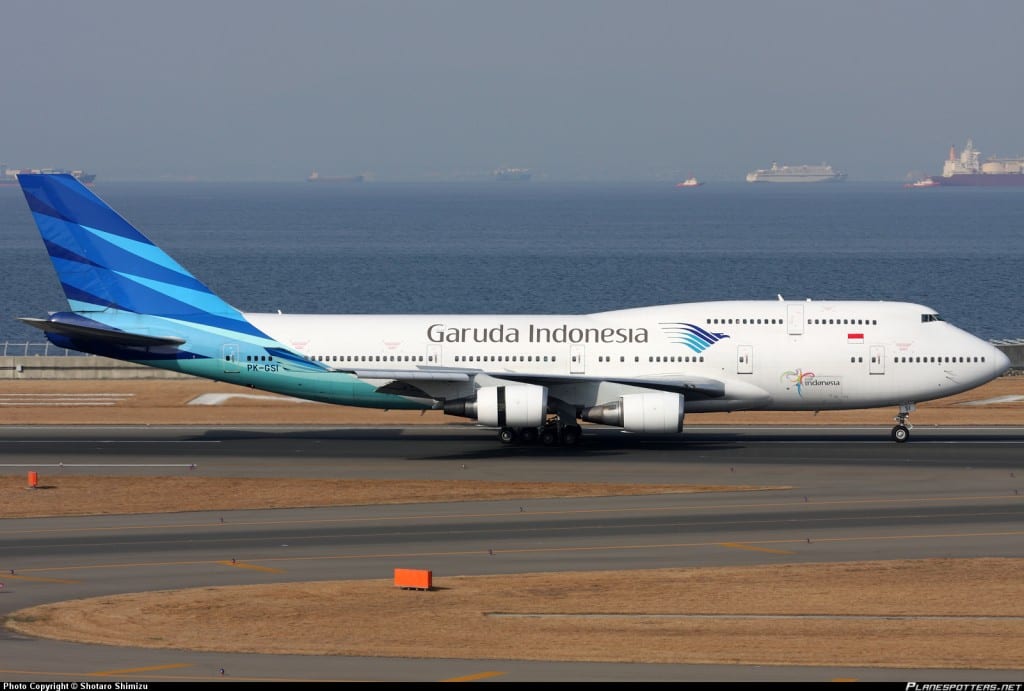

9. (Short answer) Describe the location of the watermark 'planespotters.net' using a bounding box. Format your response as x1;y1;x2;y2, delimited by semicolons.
906;684;1022;691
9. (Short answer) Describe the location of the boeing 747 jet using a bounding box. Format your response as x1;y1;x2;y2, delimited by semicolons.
17;174;1010;445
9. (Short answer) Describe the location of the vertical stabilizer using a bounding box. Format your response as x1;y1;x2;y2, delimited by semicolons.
18;173;259;337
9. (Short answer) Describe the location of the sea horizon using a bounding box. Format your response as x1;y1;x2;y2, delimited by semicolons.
2;181;1022;346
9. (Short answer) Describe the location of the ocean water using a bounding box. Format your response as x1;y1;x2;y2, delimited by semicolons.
1;181;1023;347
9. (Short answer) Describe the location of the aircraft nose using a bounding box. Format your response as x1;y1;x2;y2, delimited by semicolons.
989;342;1012;378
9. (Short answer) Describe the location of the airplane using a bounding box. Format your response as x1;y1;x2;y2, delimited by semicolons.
16;173;1011;445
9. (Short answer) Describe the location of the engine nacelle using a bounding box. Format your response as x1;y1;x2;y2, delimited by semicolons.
443;384;548;428
581;392;685;434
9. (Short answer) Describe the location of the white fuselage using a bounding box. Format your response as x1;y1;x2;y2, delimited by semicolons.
246;300;1008;413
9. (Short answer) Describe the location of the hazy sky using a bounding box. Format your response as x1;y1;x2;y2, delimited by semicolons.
3;1;1023;182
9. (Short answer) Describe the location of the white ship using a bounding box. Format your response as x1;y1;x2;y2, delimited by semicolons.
494;167;531;181
746;162;847;183
1;163;96;186
928;139;1024;186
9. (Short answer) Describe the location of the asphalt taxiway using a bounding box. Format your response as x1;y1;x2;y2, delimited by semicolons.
1;425;1023;682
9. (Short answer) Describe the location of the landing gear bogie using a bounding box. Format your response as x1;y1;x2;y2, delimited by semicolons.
497;420;583;447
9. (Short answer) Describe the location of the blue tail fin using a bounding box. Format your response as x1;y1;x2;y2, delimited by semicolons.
19;173;262;337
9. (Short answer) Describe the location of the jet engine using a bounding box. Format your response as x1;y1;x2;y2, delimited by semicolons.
443;383;548;428
581;391;685;434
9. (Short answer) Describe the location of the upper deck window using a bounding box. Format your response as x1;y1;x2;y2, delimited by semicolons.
921;313;944;323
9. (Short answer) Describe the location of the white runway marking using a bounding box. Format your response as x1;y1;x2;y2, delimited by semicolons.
187;393;313;405
0;393;135;406
958;395;1024;406
0;463;200;467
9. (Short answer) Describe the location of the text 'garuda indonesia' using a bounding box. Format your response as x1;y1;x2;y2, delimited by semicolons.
426;323;649;344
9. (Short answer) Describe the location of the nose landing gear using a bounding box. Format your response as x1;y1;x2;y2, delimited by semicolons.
892;403;916;443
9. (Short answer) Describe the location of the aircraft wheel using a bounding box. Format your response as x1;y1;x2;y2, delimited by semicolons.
540;427;559;446
498;427;517;444
892;425;910;443
561;425;582;446
519;427;539;444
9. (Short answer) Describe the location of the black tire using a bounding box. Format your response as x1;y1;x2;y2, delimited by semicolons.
498;427;517;444
519;427;539;444
892;425;910;443
540;428;559;446
561;425;582;446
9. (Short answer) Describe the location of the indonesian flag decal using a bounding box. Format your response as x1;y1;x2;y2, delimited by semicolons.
847;333;864;344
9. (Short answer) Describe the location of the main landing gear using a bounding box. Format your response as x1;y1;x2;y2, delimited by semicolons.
892;403;916;443
498;420;582;447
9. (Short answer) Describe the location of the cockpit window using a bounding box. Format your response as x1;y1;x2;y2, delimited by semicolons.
921;313;944;323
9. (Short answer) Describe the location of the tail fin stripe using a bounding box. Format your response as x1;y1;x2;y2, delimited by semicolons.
56;270;265;337
22;176;153;244
124;272;258;319
264;347;328;371
46;241;216;309
41;222;215;296
48;254;157;312
60;284;116;312
43;238;105;270
155;311;267;337
89;226;207;285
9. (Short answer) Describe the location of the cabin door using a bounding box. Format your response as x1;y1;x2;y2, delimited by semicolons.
787;304;804;335
869;345;885;375
427;344;442;366
570;345;586;374
222;344;240;373
737;345;753;374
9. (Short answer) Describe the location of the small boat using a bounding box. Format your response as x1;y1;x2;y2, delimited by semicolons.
904;178;938;188
675;177;704;188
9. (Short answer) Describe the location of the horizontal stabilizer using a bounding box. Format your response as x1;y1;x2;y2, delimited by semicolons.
19;317;187;347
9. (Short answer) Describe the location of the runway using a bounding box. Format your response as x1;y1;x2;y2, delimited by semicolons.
2;424;1024;682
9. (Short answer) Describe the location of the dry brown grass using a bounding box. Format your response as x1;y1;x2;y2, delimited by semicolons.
8;559;1023;668
1;475;775;519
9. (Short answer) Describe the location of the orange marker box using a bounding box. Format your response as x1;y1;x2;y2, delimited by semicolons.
394;568;432;590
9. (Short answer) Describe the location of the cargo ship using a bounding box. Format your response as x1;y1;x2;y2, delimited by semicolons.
746;162;846;183
1;163;95;186
494;167;531;181
307;170;364;183
928;139;1024;186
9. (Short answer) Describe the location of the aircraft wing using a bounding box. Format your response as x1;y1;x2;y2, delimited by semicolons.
487;371;727;399
340;366;725;400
